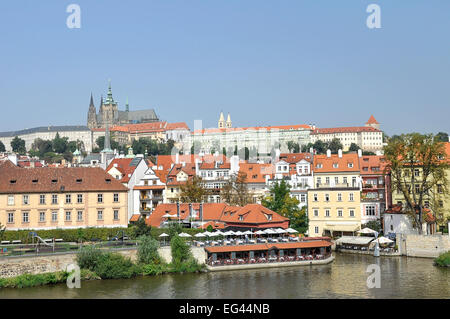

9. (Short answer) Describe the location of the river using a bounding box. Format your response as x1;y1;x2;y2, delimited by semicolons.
0;253;448;298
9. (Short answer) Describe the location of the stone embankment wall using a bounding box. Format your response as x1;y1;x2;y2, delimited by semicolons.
398;234;450;258
0;247;206;278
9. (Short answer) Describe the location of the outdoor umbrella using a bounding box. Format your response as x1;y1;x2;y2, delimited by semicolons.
285;228;298;234
255;230;265;235
357;228;377;235
179;232;192;238
375;236;394;245
159;233;169;245
194;233;206;238
234;230;243;236
212;230;223;238
203;231;213;237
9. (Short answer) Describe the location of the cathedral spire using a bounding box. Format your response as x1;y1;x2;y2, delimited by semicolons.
89;93;94;108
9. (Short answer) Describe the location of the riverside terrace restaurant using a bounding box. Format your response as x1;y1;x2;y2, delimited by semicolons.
205;240;332;266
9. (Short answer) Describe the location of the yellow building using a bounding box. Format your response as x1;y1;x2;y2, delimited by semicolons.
308;151;362;237
0;161;128;230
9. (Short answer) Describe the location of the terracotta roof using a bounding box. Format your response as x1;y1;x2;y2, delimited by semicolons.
146;203;288;228
193;124;312;134
200;221;226;230
106;157;146;183
204;241;331;253
359;155;387;175
220;204;289;225
238;163;274;183
366;115;379;125
166;122;190;130
0;166;128;194
147;203;229;227
311;126;381;134
279;153;313;164
313;153;360;173
199;161;231;170
130;214;141;222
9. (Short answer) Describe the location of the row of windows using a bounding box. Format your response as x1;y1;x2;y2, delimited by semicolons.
316;176;357;185
7;193;120;205
311;209;356;218
312;193;355;202
6;210;120;223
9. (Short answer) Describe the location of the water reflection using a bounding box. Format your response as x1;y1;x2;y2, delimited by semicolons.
0;253;448;299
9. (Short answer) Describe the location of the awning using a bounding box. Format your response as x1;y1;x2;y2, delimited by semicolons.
323;224;360;233
335;236;374;245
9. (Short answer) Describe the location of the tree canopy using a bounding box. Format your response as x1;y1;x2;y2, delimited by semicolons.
384;133;449;231
261;180;308;233
179;176;209;203
0;141;5;152
11;136;26;154
220;172;253;206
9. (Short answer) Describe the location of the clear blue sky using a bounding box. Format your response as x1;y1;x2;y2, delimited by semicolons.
0;0;449;135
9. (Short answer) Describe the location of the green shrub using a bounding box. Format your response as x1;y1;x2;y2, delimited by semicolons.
0;271;69;288
434;251;450;267
142;263;169;276
137;235;161;265
76;245;104;271
93;253;141;279
171;234;192;265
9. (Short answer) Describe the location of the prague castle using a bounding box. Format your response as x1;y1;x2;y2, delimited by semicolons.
87;81;159;129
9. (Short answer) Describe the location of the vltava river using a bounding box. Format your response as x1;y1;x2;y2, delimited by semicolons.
0;253;448;298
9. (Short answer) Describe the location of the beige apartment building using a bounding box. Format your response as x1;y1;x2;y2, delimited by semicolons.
0;161;128;230
308;151;363;237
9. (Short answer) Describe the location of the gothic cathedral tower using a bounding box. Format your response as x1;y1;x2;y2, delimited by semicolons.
87;93;97;129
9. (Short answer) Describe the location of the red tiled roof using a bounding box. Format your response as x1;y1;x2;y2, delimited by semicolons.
359;155;387;175
204;241;331;253
0;166;128;194
106;158;146;183
166;122;190;130
130;214;141;222
313;153;360;173
366;115;379;125
238;163;274;183
279;153;313;164
311;126;381;134
220;204;289;225
193;124;312;134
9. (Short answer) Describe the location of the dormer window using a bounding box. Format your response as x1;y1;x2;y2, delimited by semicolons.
333;163;338;168
105;178;111;183
76;179;82;183
51;179;57;184
239;215;244;221
32;179;38;184
348;163;354;168
10;180;16;184
267;214;272;221
316;163;323;168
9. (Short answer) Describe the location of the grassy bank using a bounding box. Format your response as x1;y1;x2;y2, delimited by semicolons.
0;269;99;288
434;251;450;267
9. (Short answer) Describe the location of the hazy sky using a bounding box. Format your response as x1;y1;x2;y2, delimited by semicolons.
0;1;449;135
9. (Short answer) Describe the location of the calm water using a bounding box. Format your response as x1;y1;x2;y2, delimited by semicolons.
0;253;448;299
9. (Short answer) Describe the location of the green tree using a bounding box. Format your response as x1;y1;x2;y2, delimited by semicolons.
261;180;308;233
328;138;343;153
349;143;360;152
384;133;449;232
435;132;449;142
220;172;253;206
170;234;192;265
301;142;314;153
0;222;5;241
133;217;152;237
206;225;214;232
0;141;5;152
137;235;161;264
52;133;68;154
362;220;382;233
287;141;300;153
11;136;26;154
96;136;106;150
179;176;209;203
313;140;327;154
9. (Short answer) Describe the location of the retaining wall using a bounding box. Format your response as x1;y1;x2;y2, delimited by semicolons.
0;246;206;278
399;234;450;258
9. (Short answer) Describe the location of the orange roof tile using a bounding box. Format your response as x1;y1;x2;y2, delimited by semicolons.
366;115;379;125
279;153;313;164
193;124;312;134
359;155;387;175
313;153;360;173
311;126;381;134
238;163;274;183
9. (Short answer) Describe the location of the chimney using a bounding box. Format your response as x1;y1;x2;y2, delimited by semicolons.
338;149;342;158
358;149;362;158
195;158;200;175
175;153;179;164
309;147;313;154
177;202;180;218
199;203;203;220
189;203;193;218
326;149;331;158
